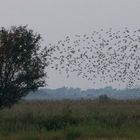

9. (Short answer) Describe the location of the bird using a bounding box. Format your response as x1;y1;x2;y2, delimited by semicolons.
45;28;140;89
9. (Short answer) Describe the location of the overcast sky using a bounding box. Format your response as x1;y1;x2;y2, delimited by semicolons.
0;0;140;89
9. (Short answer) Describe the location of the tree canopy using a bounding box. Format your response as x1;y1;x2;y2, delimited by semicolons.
0;25;46;108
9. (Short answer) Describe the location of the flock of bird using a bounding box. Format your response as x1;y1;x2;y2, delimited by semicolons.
46;28;140;88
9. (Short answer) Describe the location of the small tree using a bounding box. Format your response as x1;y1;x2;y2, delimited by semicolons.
98;94;111;103
0;26;47;108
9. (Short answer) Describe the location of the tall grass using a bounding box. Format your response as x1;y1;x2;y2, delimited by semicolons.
0;99;140;139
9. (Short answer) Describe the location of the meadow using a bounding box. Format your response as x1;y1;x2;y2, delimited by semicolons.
0;98;140;140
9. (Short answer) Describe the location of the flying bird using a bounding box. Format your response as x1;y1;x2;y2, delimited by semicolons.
45;28;140;89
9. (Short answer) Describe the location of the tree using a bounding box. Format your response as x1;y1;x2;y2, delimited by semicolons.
98;94;111;103
0;25;47;108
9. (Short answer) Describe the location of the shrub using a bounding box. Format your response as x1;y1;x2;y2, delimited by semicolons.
98;94;111;103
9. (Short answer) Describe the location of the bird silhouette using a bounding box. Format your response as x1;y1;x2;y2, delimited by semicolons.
45;28;140;89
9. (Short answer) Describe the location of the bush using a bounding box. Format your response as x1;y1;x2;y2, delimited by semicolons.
65;128;81;140
98;94;111;103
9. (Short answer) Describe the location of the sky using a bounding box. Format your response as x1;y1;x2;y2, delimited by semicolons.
0;0;140;89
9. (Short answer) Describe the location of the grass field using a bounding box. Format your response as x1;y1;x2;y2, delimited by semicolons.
0;99;140;140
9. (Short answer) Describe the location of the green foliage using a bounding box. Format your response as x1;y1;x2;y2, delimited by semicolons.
1;100;140;139
98;94;111;103
0;26;47;108
65;128;81;140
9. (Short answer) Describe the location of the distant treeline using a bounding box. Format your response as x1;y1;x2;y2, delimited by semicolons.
25;87;140;100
